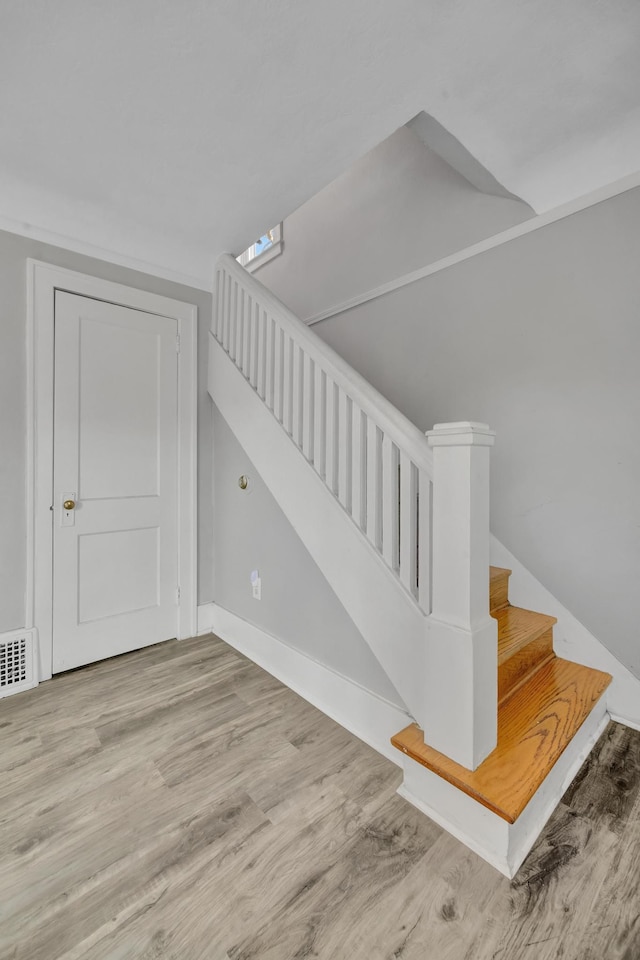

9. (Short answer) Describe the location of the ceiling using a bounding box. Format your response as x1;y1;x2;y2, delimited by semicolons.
2;0;640;287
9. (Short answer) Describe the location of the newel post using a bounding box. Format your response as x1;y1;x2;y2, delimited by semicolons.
423;422;497;770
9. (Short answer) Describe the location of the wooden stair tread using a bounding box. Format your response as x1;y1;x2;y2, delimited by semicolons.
391;657;612;824
494;605;557;664
489;565;511;581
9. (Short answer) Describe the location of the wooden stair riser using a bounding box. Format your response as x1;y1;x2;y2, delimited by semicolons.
495;607;556;662
494;604;557;703
489;566;511;613
490;568;557;703
498;628;555;705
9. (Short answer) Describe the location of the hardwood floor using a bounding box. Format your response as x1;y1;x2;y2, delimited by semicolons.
0;634;638;959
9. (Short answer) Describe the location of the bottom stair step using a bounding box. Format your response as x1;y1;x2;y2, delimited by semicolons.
392;657;612;824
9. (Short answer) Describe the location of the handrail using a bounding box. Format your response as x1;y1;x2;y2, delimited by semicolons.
217;255;433;475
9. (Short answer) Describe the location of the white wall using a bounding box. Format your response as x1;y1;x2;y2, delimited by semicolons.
309;187;640;678
211;406;405;707
257;125;533;320
0;228;213;634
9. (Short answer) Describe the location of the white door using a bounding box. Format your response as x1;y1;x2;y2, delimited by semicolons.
52;291;179;673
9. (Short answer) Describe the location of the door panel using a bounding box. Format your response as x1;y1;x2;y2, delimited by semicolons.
52;291;178;672
77;527;160;623
78;317;162;500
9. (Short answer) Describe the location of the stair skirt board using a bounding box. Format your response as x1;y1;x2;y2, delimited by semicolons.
398;698;609;878
202;602;412;766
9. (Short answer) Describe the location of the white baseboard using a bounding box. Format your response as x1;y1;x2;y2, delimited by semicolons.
609;713;640;733
197;602;411;765
490;536;640;731
197;602;216;636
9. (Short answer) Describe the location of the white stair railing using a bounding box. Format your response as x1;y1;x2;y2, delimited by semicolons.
211;254;498;770
214;254;433;614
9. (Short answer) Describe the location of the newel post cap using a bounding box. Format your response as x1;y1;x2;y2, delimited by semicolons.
426;421;496;447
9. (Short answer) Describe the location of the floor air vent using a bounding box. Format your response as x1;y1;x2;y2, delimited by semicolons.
0;629;38;698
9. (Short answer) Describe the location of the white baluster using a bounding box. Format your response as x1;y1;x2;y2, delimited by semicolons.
325;378;338;494
241;293;249;377
418;470;431;613
282;335;293;435
313;367;326;478
231;281;239;361
242;294;252;378
366;419;382;551
399;452;418;598
265;314;275;410
302;354;314;461
228;280;235;359
351;404;365;529
382;434;399;571
251;306;258;391
338;391;352;511
235;289;245;369
257;306;266;399
250;300;260;389
292;344;303;448
222;272;231;351
273;325;284;423
215;269;223;341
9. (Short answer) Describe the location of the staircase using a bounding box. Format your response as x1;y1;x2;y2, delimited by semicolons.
208;253;612;878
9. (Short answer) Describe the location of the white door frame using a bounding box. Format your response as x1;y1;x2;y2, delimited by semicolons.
26;260;198;681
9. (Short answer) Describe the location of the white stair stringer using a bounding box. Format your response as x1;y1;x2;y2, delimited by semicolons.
209;331;427;720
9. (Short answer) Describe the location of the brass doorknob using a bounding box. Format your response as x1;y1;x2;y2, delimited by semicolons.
238;476;248;490
63;499;76;510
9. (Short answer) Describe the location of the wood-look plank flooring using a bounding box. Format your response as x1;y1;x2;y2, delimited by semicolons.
0;634;638;959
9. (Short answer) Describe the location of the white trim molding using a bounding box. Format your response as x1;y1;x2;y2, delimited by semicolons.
197;602;216;636
199;603;411;765
26;260;198;681
305;169;640;326
0;214;211;291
